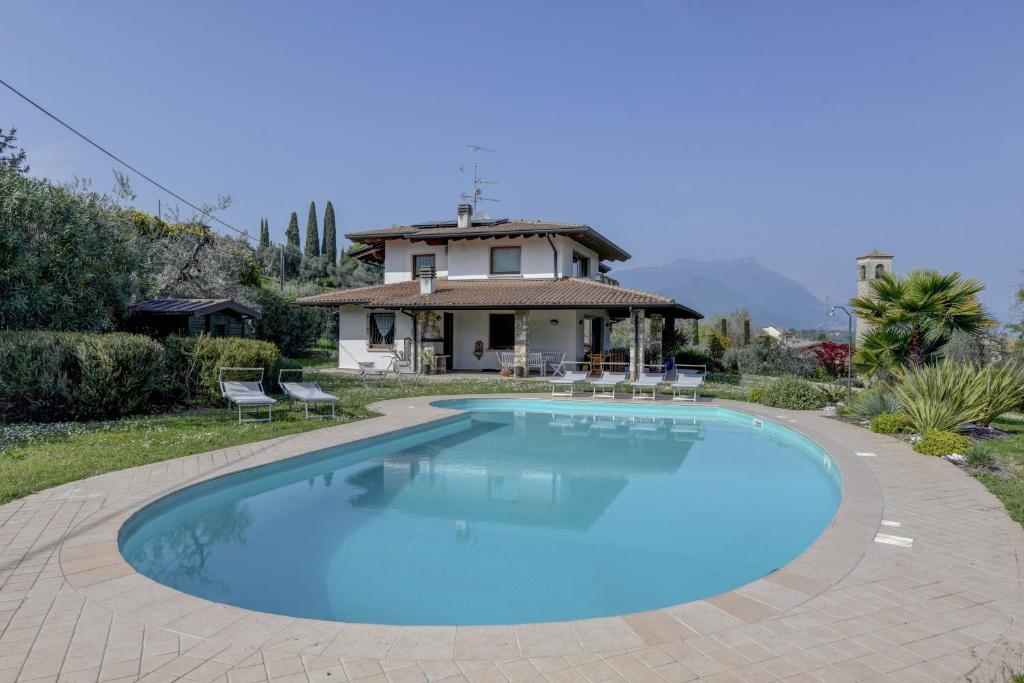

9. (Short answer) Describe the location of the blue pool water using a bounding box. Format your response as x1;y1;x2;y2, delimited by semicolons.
119;400;841;626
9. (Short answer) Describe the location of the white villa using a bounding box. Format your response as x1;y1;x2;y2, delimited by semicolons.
298;204;702;376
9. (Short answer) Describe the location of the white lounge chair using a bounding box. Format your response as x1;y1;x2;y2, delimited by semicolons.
670;366;706;402
631;371;666;400
278;369;339;419
218;367;276;423
549;370;590;397
591;371;627;398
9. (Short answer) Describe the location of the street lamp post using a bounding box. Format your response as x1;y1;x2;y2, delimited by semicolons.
829;306;853;404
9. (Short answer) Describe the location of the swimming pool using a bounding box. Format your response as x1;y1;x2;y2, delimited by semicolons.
119;399;841;626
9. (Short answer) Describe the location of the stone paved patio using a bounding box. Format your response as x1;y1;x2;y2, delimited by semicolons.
1;395;1022;682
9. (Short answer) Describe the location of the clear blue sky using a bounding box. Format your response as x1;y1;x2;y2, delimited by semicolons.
3;1;1021;321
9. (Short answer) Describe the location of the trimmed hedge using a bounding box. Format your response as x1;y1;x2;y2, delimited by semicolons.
0;331;296;421
164;335;296;406
760;376;826;410
0;331;168;422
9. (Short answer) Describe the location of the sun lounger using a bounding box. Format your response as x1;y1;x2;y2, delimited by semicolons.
667;368;708;401
591;371;627;398
549;370;590;397
219;367;276;423
631;371;666;400
278;370;339;419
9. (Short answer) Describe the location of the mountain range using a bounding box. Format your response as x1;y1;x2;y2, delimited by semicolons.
615;257;832;329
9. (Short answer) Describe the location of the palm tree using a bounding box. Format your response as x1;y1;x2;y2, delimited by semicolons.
850;269;994;376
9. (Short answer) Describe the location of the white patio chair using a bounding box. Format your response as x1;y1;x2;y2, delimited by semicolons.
549;369;590;397
591;371;627;399
278;369;339;419
527;352;545;376
393;360;419;385
218;367;276;423
358;358;391;386
630;371;666;400
543;352;566;376
494;350;517;375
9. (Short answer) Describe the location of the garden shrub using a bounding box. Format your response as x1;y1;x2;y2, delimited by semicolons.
674;347;720;371
0;331;168;422
974;363;1024;427
759;376;826;410
721;339;817;378
964;442;996;469
870;412;914;434
244;286;327;358
893;361;985;434
165;335;295;406
841;385;900;421
913;430;972;457
747;387;765;404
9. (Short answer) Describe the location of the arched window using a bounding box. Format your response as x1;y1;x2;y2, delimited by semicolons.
859;265;866;281
875;264;885;279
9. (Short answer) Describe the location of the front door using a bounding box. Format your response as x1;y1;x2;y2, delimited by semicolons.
443;312;454;366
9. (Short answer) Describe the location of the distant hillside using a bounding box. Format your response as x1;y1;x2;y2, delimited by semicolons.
615;257;831;329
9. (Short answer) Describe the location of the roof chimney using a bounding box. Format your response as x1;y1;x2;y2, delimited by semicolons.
419;265;437;295
457;203;472;228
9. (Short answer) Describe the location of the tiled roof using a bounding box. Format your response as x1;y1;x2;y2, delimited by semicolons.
297;277;702;318
857;251;894;259
345;219;631;262
128;298;261;319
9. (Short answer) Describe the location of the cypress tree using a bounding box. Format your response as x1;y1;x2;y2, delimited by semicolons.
285;212;300;249
258;218;270;249
304;201;320;258
322;201;337;266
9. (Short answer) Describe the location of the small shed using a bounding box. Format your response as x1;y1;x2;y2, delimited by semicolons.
125;298;260;338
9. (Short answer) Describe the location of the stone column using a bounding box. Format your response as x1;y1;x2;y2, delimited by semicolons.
662;314;676;362
414;311;427;373
649;315;664;363
628;309;647;380
514;310;529;377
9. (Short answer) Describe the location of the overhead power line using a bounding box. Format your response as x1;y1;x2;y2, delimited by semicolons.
0;76;256;243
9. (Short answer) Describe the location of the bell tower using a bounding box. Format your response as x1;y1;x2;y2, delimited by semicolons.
855;251;894;340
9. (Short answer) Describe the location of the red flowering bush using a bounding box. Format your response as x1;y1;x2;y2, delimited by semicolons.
814;341;850;377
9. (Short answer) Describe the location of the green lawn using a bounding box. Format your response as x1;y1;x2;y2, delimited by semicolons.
0;371;766;505
973;413;1024;527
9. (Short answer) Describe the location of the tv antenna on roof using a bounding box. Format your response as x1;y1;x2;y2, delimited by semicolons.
460;144;498;216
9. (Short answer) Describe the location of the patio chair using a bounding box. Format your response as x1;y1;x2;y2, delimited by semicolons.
218;367;276;423
543;352;567;376
278;369;339;419
630;370;666;400
527;352;545;376
393;360;419;385
670;366;706;402
549;369;590;397
495;350;517;375
358;358;391;386
591;371;627;399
